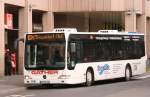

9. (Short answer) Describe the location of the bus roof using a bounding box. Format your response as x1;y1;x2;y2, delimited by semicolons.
26;28;144;36
63;31;144;36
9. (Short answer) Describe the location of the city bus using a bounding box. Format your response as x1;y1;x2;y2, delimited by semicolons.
24;28;146;87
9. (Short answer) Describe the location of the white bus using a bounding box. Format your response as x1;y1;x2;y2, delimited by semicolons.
24;29;146;86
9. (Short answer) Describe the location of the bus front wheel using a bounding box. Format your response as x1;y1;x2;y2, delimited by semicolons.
86;69;93;86
125;66;132;81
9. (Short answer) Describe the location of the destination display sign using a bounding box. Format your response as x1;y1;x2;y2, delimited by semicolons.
26;33;65;41
70;34;143;41
95;35;141;41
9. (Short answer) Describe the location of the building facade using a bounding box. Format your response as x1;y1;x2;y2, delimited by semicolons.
0;0;150;76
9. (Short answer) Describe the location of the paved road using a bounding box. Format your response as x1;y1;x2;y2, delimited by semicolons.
1;74;150;97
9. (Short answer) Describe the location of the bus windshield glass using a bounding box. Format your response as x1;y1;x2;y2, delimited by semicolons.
25;33;65;70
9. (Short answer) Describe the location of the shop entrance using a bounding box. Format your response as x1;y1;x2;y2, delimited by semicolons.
4;4;19;75
32;11;43;32
6;30;18;51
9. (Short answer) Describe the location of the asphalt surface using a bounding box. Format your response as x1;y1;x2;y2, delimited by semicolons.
0;73;150;97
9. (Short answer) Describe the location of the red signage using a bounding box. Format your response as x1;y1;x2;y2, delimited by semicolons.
31;70;58;75
5;13;13;29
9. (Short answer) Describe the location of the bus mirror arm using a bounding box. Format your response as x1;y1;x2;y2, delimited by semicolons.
19;38;24;43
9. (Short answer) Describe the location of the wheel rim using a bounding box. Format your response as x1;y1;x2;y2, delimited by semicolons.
126;68;130;80
86;71;92;86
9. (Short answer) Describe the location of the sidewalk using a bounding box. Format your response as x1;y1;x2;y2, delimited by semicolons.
0;75;24;86
0;75;25;94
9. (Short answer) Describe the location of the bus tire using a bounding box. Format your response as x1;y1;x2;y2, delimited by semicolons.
125;66;132;81
25;84;34;89
86;69;93;86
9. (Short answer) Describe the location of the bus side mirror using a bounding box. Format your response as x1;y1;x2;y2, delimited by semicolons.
70;43;76;53
71;61;75;67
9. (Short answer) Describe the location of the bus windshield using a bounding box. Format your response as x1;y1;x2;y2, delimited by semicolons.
25;33;65;70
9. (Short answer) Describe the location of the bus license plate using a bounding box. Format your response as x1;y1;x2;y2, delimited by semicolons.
40;81;50;84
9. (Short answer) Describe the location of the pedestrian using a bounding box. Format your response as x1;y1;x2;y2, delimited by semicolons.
11;52;16;75
5;48;12;76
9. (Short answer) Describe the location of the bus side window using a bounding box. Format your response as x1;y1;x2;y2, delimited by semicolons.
103;44;111;60
69;42;77;67
70;43;76;53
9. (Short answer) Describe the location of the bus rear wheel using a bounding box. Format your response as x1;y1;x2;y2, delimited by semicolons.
125;66;131;81
86;69;93;86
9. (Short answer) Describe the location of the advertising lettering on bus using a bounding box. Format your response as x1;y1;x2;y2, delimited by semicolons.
31;70;58;75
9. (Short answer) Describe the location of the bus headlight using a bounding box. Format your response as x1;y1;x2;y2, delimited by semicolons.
24;75;32;79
